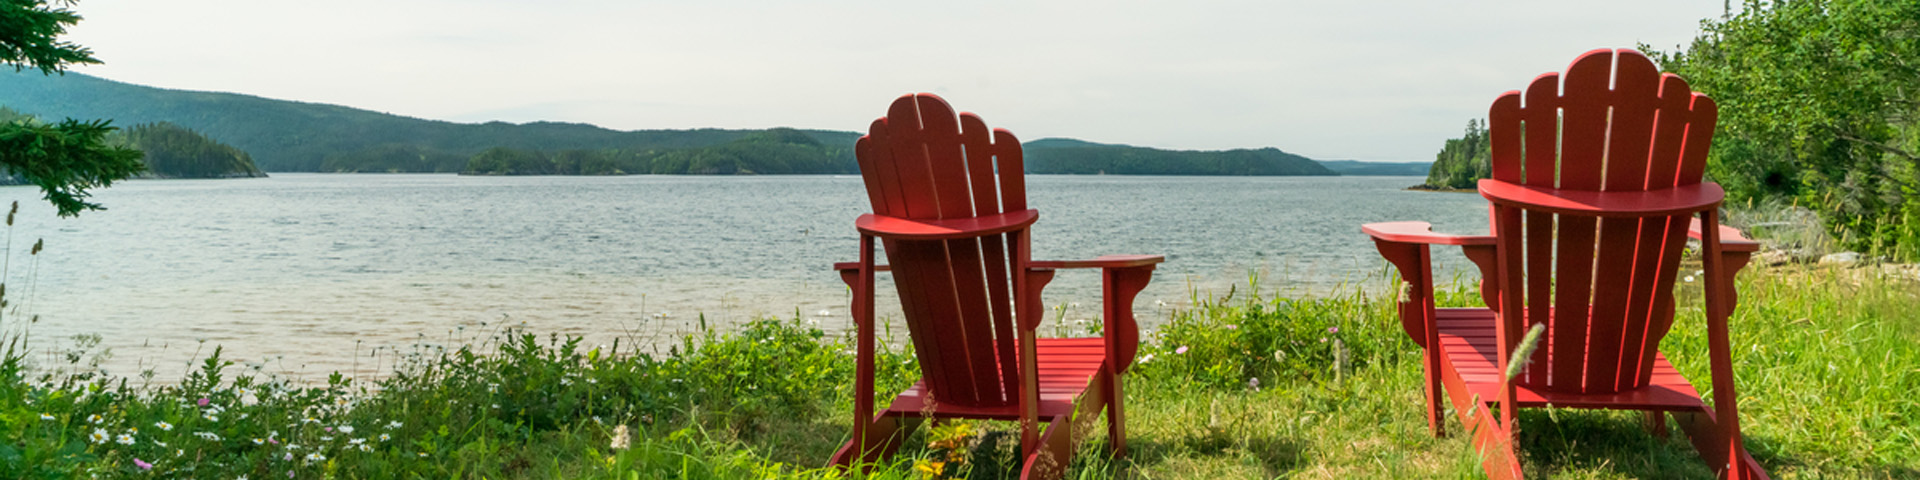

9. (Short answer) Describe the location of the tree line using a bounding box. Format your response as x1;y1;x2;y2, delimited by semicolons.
462;128;857;175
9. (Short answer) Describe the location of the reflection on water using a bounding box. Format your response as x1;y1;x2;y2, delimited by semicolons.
0;173;1486;380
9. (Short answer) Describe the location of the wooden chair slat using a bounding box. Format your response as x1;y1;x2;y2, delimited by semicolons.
1604;50;1662;192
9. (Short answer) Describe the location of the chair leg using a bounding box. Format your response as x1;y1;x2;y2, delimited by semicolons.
829;413;920;468
1674;410;1770;480
1019;415;1075;480
1424;346;1446;437
1643;411;1669;439
1106;371;1127;458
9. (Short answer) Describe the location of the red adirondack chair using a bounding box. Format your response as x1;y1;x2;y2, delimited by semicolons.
830;93;1163;479
1363;49;1770;479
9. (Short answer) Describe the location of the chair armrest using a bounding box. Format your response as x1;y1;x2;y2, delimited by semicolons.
855;209;1038;240
833;262;889;273
1026;255;1161;375
835;254;1165;273
1029;254;1165;270
1688;218;1761;252
1478;179;1724;217
1362;221;1493;246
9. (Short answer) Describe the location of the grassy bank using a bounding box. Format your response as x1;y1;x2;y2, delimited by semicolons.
3;264;1915;479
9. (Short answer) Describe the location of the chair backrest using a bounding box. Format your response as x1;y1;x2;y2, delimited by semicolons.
855;93;1030;408
1486;49;1719;394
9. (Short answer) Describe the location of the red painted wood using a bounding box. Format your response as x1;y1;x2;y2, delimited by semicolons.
854;210;1039;240
1359;221;1494;245
1523;210;1555;387
1489;93;1523;183
1478;180;1725;216
834;94;1158;478
1557;49;1613;191
1370;50;1765;479
1521;73;1560;187
1688;217;1760;250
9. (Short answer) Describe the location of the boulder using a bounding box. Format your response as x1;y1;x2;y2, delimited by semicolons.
1819;252;1864;266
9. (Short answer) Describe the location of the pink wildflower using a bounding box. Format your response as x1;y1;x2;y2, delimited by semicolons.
133;458;153;470
1327;326;1339;334
196;397;210;407
1174;346;1189;354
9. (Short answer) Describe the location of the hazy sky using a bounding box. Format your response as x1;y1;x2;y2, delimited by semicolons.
63;1;1729;161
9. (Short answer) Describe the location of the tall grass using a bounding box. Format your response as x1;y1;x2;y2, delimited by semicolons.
1;262;1914;478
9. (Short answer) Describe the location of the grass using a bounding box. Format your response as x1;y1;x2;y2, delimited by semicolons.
1;261;1915;479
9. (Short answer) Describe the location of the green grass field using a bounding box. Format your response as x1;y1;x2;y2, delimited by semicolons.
3;263;1914;479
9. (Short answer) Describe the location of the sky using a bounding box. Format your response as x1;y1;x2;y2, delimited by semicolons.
62;1;1731;162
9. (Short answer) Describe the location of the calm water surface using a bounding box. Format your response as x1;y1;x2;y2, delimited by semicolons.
1;174;1487;380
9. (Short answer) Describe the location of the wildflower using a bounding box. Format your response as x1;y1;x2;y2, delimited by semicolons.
1248;377;1261;391
586;378;597;384
283;452;294;461
1140;353;1155;364
197;397;210;407
132;458;153;470
378;433;390;442
1685;275;1696;282
385;421;403;429
487;383;499;393
320;436;334;441
253;438;266;445
1224;324;1237;330
417;452;429;457
195;431;222;441
287;444;301;450
349;438;365;446
302;416;320;424
175;448;184;457
90;428;109;444
1319;337;1328;343
337;425;354;434
39;413;54;421
1327;326;1339;334
204;412;219;422
1174;346;1189;354
305;452;325;463
116;433;136;445
155;421;173;431
610;425;631;450
87;414;104;424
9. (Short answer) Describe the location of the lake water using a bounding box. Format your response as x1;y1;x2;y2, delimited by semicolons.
0;174;1488;381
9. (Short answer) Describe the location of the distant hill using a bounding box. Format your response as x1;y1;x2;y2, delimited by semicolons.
1316;160;1431;176
0;71;859;172
1;72;1359;176
1022;138;1334;176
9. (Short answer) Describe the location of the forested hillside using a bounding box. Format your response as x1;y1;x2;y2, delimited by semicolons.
1023;138;1333;176
2;71;1371;178
0;71;859;172
463;128;854;175
120;122;265;178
